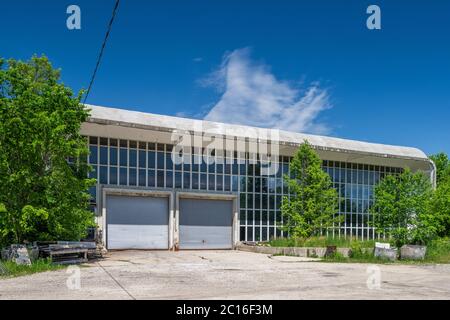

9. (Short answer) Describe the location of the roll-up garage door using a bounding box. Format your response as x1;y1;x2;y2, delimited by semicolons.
106;194;169;249
179;198;233;249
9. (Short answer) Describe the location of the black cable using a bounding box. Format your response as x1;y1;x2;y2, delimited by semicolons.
83;0;120;104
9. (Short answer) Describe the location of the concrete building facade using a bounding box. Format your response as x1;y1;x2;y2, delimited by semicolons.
81;105;435;250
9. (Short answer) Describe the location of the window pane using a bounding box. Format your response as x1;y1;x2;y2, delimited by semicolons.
240;210;246;222
129;150;137;167
139;150;146;168
247;193;253;208
192;155;199;172
110;147;117;166
99;166;108;184
200;161;207;173
240;177;246;192
129;168;137;186
148;170;155;187
262;194;268;209
148;151;156;168
109;167;117;185
183;172;190;189
240;193;246;208
120;148;127;166
255;194;261;209
208;174;215;190
119;168;127;185
192;173;199;189
157;170;164;187
232;176;238;192
216;175;223;191
166;153;173;171
240;227;246;241
166;171;173;188
200;174;207;190
232;163;238;175
100;146;108;165
89;146;98;164
247;227;253;242
139;169;146;186
224;175;230;191
175;172;182;188
89;186;96;202
129;140;137;149
157;152;164;169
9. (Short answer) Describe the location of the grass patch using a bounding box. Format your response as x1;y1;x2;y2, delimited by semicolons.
267;236;376;248
423;238;450;264
0;258;65;278
324;238;450;264
267;237;450;265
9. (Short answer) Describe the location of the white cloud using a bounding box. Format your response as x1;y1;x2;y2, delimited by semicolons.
202;48;332;134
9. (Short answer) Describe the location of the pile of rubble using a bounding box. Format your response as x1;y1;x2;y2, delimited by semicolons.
374;242;427;261
1;241;103;265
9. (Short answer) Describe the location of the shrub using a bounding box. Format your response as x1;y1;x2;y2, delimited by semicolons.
280;141;340;238
371;169;437;247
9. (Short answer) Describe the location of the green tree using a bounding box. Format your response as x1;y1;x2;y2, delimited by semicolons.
429;153;450;237
280;141;339;238
430;182;450;237
0;55;95;245
429;153;450;187
371;169;436;247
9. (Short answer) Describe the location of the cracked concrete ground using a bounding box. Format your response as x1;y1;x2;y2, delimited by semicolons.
1;250;450;299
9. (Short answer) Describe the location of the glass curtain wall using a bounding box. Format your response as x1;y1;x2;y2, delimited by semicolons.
87;136;402;241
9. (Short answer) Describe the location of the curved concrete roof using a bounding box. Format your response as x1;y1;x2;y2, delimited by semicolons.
85;104;429;161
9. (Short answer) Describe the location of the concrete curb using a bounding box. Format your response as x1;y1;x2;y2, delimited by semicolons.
236;244;352;258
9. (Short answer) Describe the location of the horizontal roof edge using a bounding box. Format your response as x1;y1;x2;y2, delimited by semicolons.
84;104;429;162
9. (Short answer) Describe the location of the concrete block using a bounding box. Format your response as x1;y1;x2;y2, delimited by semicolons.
8;245;32;265
337;248;352;258
400;245;427;260
282;247;295;256
307;247;327;258
236;244;348;258
375;242;391;249
374;247;397;261
292;247;308;257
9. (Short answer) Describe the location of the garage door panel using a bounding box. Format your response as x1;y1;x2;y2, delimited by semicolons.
180;226;232;249
107;195;168;225
179;198;233;249
107;224;168;249
106;195;169;249
179;199;232;226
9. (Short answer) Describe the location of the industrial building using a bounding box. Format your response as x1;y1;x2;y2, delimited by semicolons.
81;105;435;250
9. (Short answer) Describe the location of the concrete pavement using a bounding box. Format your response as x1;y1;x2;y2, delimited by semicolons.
1;250;449;299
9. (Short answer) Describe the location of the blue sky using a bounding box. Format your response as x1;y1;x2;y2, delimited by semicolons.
1;0;449;155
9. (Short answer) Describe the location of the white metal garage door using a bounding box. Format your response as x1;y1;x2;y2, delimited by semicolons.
179;198;233;249
106;194;169;249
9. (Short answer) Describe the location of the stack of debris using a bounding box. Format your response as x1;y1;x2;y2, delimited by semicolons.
1;241;103;266
1;244;35;265
36;241;100;265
